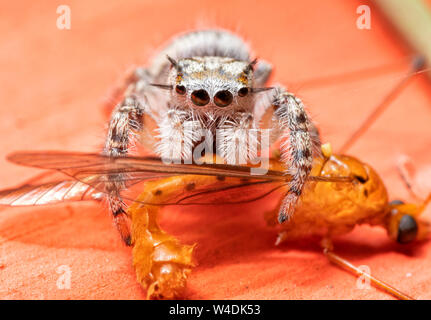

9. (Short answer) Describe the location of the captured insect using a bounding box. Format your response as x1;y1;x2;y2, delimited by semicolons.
3;143;430;300
0;29;430;300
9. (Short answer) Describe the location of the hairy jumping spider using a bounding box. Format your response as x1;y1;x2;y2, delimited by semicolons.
103;29;320;244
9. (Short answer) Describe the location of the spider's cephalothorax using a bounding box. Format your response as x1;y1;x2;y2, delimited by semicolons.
103;29;320;244
168;56;255;114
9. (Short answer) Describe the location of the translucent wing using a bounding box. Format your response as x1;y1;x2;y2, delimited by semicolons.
156;180;287;206
0;180;102;206
0;173;284;207
7;151;352;182
2;151;353;207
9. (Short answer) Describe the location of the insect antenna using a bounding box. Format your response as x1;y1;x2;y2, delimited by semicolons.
338;55;428;153
292;55;417;90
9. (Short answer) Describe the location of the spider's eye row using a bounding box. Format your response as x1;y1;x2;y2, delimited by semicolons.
238;87;249;97
214;90;233;107
175;85;186;95
191;89;210;106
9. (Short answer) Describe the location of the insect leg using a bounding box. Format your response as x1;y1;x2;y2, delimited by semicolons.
259;88;317;223
321;238;414;300
338;56;426;153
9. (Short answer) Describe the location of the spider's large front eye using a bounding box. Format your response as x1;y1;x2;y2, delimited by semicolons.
214;90;233;107
397;214;418;244
191;89;210;106
175;85;186;95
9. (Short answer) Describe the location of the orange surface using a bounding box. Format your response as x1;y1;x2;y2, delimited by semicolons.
1;0;431;300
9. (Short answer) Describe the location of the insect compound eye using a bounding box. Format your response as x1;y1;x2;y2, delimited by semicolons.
175;85;186;95
214;90;233;107
397;214;418;244
191;89;210;106
238;87;249;97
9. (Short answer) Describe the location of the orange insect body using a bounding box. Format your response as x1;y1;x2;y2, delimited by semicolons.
269;154;388;242
128;147;429;299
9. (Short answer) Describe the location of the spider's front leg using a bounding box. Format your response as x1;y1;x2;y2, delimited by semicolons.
259;87;317;223
104;95;145;245
103;68;155;245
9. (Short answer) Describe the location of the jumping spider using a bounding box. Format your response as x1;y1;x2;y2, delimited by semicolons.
103;29;321;245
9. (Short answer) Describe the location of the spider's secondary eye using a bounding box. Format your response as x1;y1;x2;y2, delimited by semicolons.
191;89;210;106
238;87;249;97
214;90;233;107
175;85;186;95
397;214;418;244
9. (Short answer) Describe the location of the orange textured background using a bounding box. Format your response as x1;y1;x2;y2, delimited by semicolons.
1;0;431;300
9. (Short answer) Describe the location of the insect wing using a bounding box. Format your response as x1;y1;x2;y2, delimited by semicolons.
160;180;286;206
4;151;353;206
0;180;102;206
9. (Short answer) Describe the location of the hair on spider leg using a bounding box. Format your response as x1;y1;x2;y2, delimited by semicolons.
244;57;258;73
149;83;173;90
166;55;181;70
250;87;274;93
